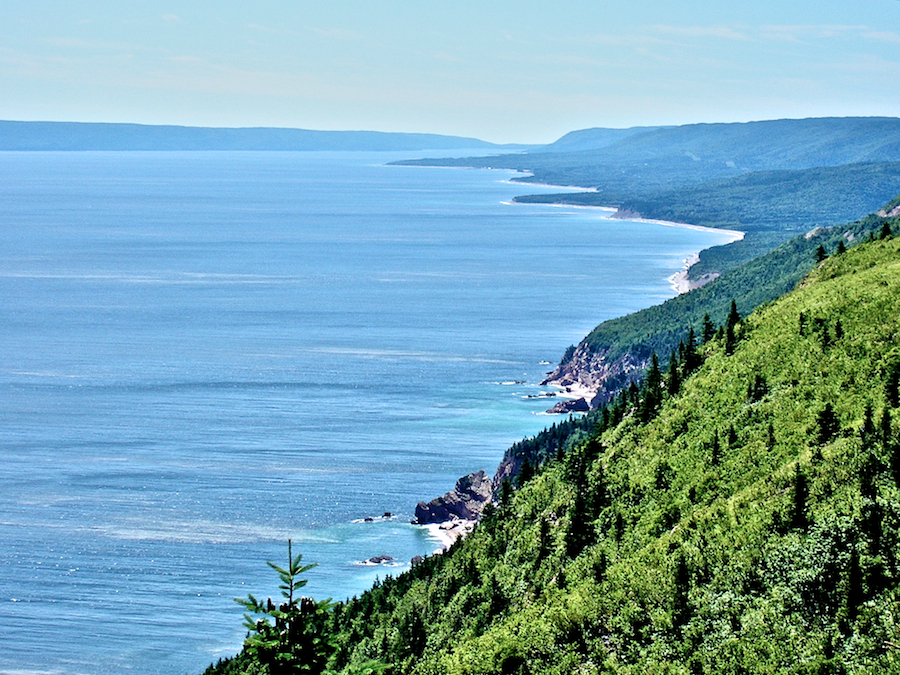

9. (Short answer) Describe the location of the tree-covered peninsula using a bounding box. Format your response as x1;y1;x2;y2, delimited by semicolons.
206;202;900;673
396;117;900;276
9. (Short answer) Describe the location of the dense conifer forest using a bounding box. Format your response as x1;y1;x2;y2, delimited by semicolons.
206;200;900;673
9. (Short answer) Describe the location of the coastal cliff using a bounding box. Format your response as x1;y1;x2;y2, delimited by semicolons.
414;470;493;524
206;199;900;675
541;338;649;411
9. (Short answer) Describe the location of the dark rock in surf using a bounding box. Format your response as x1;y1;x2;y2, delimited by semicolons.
546;397;590;414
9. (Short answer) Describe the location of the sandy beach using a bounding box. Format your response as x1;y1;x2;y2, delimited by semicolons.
508;196;744;239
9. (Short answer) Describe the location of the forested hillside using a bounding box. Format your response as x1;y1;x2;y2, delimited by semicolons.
207;218;900;674
539;198;899;415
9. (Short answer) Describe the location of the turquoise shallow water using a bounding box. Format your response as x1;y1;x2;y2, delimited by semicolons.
0;151;736;675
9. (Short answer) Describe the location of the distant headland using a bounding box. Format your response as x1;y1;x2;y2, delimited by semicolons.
0;120;533;152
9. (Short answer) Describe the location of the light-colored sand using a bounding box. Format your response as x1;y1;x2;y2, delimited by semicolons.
422;519;477;554
547;380;596;403
509;198;745;242
667;253;700;294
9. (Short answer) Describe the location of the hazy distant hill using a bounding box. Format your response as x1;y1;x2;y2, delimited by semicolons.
532;125;664;153
0;121;522;152
397;117;900;276
401;117;900;188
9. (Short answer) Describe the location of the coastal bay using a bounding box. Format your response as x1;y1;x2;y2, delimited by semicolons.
0;150;737;675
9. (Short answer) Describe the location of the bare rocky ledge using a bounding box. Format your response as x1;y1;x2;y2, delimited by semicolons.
414;470;493;525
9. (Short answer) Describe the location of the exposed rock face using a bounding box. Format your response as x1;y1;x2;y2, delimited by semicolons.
610;207;641;220
545;397;590;414
414;470;493;524
541;342;649;411
488;340;653;489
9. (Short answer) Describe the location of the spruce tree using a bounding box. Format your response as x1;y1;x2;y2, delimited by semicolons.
836;239;847;254
880;221;893;240
791;463;809;531
724;300;740;355
860;404;875;450
672;554;692;630
815;244;828;262
701;313;716;343
724;322;736;356
666;351;681;396
724;424;736;448
235;541;335;675
710;430;721;466
640;353;663;422
843;545;863;630
816;402;840;446
683;326;702;374
726;299;741;331
886;361;900;408
517;458;535;487
747;373;768;403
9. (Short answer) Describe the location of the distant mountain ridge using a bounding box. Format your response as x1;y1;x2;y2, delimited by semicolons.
396;116;900;278
0;120;523;152
532;125;665;153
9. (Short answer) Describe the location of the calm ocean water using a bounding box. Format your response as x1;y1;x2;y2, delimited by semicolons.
0;151;736;675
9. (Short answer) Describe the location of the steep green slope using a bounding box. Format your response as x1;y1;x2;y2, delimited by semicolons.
321;236;900;674
541;208;897;411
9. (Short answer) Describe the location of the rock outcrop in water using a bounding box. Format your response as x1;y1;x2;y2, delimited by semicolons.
414;470;493;524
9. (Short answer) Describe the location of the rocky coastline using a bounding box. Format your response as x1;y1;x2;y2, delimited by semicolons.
412;470;493;551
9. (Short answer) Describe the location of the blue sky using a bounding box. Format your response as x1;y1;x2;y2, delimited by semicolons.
2;2;899;143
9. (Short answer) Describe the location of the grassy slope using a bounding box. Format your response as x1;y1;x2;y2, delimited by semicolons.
327;237;900;674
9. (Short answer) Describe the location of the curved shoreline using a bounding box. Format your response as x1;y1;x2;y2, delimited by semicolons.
508;198;745;240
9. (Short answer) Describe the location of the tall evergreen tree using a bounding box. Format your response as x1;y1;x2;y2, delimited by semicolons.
666;351;681;396
235;541;335;675
701;313;716;343
517;458;535;487
640;353;664;422
860;404;875;450
710;430;721;466
724;300;740;355
726;299;741;331
816;402;840;446
672;554;692;630
683;326;702;375
792;463;809;531
725;322;736;356
886;361;900;408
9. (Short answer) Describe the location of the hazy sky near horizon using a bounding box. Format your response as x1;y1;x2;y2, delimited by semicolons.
3;2;900;143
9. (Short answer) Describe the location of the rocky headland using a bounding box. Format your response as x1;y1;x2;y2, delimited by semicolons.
414;470;493;524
